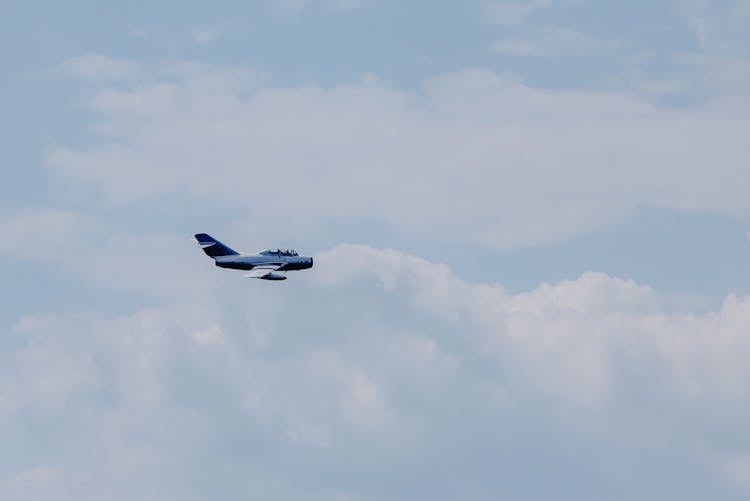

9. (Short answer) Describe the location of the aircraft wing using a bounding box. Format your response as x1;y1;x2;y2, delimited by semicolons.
244;264;284;279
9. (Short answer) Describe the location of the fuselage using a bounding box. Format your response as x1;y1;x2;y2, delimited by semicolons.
214;253;313;271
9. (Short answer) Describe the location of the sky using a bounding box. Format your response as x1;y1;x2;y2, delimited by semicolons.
2;0;750;499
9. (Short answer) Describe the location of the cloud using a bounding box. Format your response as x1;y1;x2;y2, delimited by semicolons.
0;209;97;260
723;454;750;492
483;0;552;25
57;54;142;82
3;244;750;499
679;0;750;54
47;62;750;250
315;244;750;406
673;53;750;95
190;26;221;45
325;0;367;12
489;27;600;57
273;0;366;14
620;49;750;100
0;208;222;302
483;0;586;25
276;0;312;13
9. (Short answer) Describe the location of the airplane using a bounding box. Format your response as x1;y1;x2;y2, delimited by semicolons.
195;233;313;281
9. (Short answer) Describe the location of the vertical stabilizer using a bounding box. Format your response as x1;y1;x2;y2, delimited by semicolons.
194;233;239;258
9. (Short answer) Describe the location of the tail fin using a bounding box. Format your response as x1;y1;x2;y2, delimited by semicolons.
194;233;239;258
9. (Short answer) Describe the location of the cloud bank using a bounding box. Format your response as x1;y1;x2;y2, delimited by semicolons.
3;242;750;499
49;58;750;250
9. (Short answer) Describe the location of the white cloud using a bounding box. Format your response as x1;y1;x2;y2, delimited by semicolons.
0;208;225;302
0;209;97;260
47;62;750;250
620;49;750;100
679;0;750;54
190;26;221;45
484;0;551;25
126;22;251;54
674;53;750;95
276;0;312;13
723;454;750;492
13;466;61;487
3;244;750;498
190;324;225;348
483;0;586;25
57;54;142;82
315;245;750;406
325;0;366;11
489;27;600;57
1;317;98;414
309;350;395;428
273;0;366;14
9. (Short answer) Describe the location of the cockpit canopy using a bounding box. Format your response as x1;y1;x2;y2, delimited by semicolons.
259;248;298;256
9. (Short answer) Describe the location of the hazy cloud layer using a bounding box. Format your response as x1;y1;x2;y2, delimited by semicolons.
4;2;750;499
49;58;750;249
2;244;750;500
483;0;555;26
490;27;601;57
273;0;367;14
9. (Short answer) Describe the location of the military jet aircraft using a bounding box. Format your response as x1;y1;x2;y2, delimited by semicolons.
195;233;313;281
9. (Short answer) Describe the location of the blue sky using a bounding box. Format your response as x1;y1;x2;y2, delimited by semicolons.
2;1;750;499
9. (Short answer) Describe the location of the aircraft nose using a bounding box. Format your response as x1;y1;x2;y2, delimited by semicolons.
309;257;313;268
